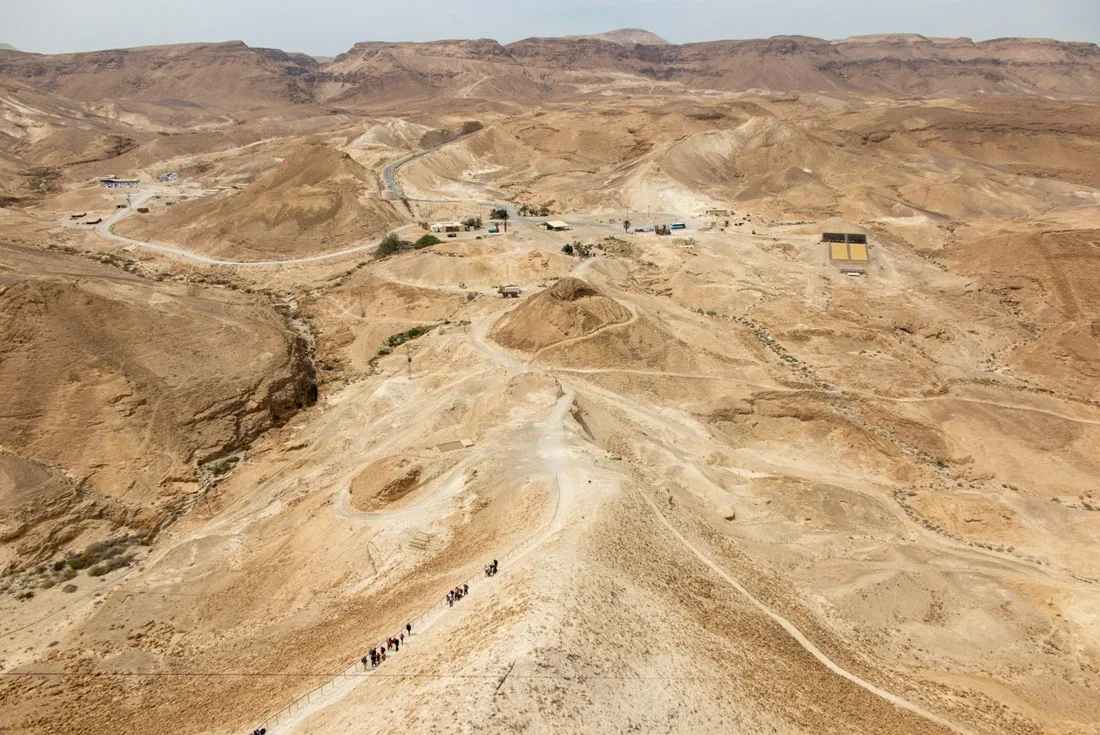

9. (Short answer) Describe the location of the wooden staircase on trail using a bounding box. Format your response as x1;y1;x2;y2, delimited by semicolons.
408;531;435;552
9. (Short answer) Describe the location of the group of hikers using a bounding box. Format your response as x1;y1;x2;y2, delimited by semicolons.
447;583;469;607
252;560;502;733
363;621;413;669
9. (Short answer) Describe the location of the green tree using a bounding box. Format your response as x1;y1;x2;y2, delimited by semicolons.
413;234;441;249
490;208;510;233
462;217;483;230
623;219;631;233
376;232;401;257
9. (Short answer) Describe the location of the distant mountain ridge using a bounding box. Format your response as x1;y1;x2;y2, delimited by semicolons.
1;32;1099;108
564;28;671;46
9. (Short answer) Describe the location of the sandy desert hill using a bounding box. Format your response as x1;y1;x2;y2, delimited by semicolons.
0;238;315;575
1;26;1100;735
115;144;406;260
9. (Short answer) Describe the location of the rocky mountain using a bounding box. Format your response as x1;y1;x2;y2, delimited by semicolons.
565;28;671;46
2;33;1099;108
0;41;318;107
0;240;316;566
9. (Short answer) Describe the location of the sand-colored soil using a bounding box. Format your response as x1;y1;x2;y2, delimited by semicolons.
2;42;1100;735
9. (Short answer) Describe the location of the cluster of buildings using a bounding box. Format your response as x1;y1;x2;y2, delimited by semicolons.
98;175;139;189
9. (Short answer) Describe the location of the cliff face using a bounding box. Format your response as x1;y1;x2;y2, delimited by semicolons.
0;243;317;539
0;41;319;107
4;34;1100;107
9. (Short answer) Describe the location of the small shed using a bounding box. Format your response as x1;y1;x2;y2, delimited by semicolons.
542;220;570;231
500;285;521;298
430;221;464;233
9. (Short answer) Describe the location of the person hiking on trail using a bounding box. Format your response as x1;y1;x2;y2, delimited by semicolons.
394;637;400;652
400;632;405;644
448;591;454;607
406;622;412;636
462;583;469;596
362;655;368;668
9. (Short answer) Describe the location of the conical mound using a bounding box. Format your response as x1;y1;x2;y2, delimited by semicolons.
489;277;631;353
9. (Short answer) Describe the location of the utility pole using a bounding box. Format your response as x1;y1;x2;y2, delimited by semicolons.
404;342;413;379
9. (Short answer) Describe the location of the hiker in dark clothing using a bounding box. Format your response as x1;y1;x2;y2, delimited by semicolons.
462;583;469;596
406;622;412;636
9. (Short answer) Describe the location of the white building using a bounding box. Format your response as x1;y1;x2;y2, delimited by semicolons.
100;176;140;189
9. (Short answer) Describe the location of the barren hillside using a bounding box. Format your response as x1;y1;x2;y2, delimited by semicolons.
0;242;315;571
116;145;405;259
3;34;1100;111
1;27;1099;735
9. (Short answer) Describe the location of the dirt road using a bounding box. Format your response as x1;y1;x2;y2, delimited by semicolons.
96;190;418;266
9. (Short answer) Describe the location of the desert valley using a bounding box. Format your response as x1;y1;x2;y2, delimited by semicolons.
1;27;1100;734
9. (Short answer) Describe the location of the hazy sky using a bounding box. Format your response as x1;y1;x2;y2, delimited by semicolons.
2;0;1097;55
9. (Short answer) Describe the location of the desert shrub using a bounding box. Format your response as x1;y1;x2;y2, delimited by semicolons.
87;556;131;577
375;232;401;257
377;348;392;356
561;243;574;255
65;533;147;571
384;326;430;349
413;234;441;249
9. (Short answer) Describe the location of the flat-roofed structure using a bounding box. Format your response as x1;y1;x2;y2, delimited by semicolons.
829;239;871;264
822;232;867;244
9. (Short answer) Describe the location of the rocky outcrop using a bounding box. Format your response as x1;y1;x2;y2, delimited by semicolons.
0;243;317;519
